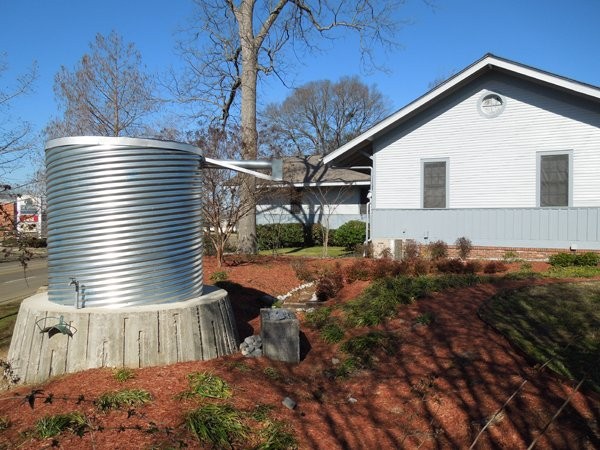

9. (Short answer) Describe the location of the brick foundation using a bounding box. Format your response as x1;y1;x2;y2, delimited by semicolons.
371;238;600;261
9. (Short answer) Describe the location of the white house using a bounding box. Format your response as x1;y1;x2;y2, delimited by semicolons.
323;54;600;256
257;155;370;230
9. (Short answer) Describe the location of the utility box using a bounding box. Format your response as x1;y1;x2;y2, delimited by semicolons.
260;309;300;363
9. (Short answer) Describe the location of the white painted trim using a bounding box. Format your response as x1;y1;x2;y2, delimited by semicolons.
323;54;600;165
264;181;370;188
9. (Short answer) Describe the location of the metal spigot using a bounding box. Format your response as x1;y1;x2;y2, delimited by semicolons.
69;278;81;309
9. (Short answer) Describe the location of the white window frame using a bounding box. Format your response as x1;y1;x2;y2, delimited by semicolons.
536;150;573;207
421;158;449;209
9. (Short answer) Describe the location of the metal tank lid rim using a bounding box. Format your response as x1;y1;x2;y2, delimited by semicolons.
45;136;202;155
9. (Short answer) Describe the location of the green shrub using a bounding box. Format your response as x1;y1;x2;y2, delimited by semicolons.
311;223;324;246
454;237;472;260
548;252;576;267
34;412;88;439
428;240;448;260
210;271;229;282
96;389;152;410
334;220;366;250
186;404;247;448
257;223;304;250
502;250;521;263
574;252;600;266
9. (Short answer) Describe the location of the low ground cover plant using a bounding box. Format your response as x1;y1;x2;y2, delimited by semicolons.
96;389;152;411
186;404;247;448
480;282;600;391
185;372;232;399
34;412;88;439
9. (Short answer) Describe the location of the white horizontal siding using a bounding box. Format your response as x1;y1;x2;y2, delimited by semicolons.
374;73;600;209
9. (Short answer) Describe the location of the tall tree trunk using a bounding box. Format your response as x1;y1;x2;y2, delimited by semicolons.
236;2;259;254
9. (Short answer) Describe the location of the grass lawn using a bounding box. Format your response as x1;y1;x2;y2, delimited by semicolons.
259;246;352;257
480;281;600;391
0;301;20;352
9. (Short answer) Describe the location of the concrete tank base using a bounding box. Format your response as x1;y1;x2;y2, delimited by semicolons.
7;286;239;385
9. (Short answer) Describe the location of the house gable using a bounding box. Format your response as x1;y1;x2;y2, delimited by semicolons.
373;70;600;209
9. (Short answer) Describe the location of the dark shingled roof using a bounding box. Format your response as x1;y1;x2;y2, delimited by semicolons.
281;155;369;185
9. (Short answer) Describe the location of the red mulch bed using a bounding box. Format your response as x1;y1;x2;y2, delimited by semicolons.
0;256;598;449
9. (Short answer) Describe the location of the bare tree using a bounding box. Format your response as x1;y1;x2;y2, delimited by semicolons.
0;54;37;180
307;184;353;256
176;0;404;253
194;126;264;267
46;31;156;138
263;76;389;156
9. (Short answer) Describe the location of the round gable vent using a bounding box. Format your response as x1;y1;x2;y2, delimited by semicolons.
478;92;505;118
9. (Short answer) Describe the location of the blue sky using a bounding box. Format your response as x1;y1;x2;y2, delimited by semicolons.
2;0;600;186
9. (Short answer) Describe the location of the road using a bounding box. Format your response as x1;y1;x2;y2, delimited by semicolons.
0;259;48;303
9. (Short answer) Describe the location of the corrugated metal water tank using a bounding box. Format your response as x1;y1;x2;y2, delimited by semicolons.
46;137;204;307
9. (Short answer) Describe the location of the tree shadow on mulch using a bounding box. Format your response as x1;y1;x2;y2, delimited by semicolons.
214;281;276;339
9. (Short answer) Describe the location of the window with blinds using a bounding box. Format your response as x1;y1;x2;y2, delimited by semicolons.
423;161;447;208
540;154;569;207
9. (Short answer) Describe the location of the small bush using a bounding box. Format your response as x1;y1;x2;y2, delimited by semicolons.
96;389;152;410
315;266;344;301
436;258;466;274
34;412;88;439
311;223;324;246
257;223;304;250
519;261;533;272
403;240;419;260
210;271;229;282
320;323;345;343
454;237;472;260
113;367;135;382
549;252;600;267
345;259;372;283
304;307;332;329
186;404;247;448
428;240;448;260
502;250;521;263
574;252;600;267
464;260;483;273
334;220;366;250
372;259;410;279
354;241;373;258
548;252;576;267
291;259;316;282
483;261;508;274
187;372;232;399
412;258;431;275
